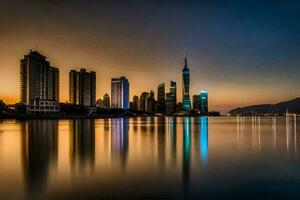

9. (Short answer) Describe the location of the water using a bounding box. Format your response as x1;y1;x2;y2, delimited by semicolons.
0;116;299;199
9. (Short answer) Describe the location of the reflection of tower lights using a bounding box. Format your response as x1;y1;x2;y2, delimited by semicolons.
200;117;208;166
272;116;277;151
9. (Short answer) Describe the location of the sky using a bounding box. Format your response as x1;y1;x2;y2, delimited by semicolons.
0;0;299;112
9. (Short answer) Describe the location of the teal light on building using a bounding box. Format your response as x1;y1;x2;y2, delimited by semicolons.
182;57;191;110
200;90;208;115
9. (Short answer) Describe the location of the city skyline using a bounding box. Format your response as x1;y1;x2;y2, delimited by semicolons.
1;1;300;113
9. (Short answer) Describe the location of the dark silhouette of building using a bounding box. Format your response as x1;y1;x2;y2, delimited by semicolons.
111;76;129;109
132;95;139;110
182;55;191;110
103;93;110;109
147;90;156;113
69;68;96;109
176;102;183;113
166;81;177;114
20;50;60;113
139;92;149;111
192;95;201;111
157;83;166;114
200;90;208;115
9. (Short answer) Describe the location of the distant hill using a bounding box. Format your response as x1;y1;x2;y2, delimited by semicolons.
229;98;300;116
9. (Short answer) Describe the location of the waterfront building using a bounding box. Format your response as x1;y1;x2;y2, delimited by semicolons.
157;83;166;113
192;95;201;111
96;98;104;108
20;50;60;113
182;56;191;110
132;95;139;110
111;76;129;109
103;93;110;109
146;90;155;113
166;92;176;114
200;90;208;115
139;92;149;112
69;68;96;108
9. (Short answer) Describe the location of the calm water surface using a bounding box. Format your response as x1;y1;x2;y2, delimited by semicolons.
0;117;299;199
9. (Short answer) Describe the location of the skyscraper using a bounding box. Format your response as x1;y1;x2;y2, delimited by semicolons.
111;76;129;109
132;95;139;110
192;95;201;111
146;90;155;113
69;68;96;108
166;81;177;114
200;90;208;115
182;56;191;110
157;83;165;113
20;50;60;113
103;93;110;109
139;92;149;111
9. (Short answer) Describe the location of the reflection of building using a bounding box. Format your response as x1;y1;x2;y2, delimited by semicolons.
20;50;60;113
111;77;129;109
200;90;208;115
157;83;166;113
111;118;129;168
157;117;166;168
182;56;191;110
200;117;208;166
69;68;96;108
182;117;191;198
70;119;95;169
192;95;201;111
21;120;58;199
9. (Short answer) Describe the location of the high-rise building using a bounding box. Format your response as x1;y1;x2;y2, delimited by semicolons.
111;76;129;109
166;93;176;115
146;90;155;113
182;56;191;110
165;81;176;114
157;83;165;113
139;92;149;112
96;98;104;108
20;50;60;113
192;95;201;110
69;68;96;108
132;95;139;110
170;81;177;104
200;90;208;115
103;93;110;109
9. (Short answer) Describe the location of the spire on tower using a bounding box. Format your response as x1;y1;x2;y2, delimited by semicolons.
185;48;188;66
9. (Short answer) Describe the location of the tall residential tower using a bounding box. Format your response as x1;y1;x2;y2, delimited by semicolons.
111;76;129;109
20;50;60;113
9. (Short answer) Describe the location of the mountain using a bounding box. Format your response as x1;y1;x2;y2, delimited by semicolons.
229;98;300;116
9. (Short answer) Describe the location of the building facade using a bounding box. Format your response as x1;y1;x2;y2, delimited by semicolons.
20;50;60;113
192;95;201;111
200;90;208;115
146;90;155;113
111;77;129;109
103;93;110;109
182;57;191;110
69;68;96;108
132;95;139;110
157;83;166;113
139;92;149;112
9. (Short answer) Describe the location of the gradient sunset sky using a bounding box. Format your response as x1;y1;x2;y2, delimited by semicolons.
0;0;299;112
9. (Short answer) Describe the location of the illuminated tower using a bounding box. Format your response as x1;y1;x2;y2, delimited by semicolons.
182;54;191;110
200;90;208;115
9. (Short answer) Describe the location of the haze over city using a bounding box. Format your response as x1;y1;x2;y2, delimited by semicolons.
1;0;300;112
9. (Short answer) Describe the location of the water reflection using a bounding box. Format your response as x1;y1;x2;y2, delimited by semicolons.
111;118;129;168
182;117;191;198
0;117;299;199
21;120;58;200
70;119;95;171
200;117;208;166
